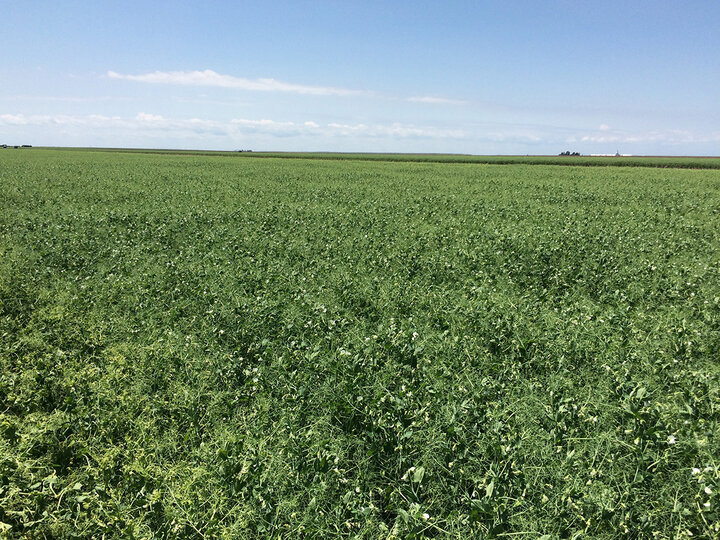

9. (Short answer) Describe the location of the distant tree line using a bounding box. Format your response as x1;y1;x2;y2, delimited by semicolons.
558;151;581;156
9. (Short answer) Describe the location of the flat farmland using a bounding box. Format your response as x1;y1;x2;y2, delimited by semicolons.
1;149;719;538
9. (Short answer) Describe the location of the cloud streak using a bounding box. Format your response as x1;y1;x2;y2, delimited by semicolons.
107;70;368;97
0;113;465;140
578;128;720;145
407;96;466;105
5;113;715;151
106;70;469;105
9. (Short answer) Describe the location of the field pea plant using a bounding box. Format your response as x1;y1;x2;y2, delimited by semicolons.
1;149;719;538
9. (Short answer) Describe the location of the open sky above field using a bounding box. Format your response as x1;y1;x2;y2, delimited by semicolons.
1;0;718;155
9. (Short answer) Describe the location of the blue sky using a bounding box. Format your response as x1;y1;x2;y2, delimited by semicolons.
1;0;718;154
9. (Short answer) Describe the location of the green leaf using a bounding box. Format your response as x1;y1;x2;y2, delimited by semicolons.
412;466;425;484
486;480;495;499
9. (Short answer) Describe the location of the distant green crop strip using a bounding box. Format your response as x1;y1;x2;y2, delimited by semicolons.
33;146;720;169
1;148;719;538
239;152;720;169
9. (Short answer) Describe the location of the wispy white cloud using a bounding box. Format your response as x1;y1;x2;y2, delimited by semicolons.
327;122;465;138
407;96;466;105
232;118;466;139
0;113;34;125
0;113;125;127
0;113;229;137
107;70;368;97
231;118;294;128
135;112;164;122
6;112;714;151
579;128;720;145
0;113;465;140
105;70;471;104
2;95;130;103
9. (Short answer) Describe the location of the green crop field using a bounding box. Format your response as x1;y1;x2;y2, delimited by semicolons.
45;147;720;169
1;149;719;538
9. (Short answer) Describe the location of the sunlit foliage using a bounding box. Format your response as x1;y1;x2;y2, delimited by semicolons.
1;150;718;537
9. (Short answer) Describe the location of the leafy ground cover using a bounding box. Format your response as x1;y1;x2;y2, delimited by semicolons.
40;148;720;169
1;149;719;538
237;153;720;170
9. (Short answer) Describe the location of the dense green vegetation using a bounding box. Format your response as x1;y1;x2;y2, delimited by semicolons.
1;149;719;538
240;152;720;170
38;147;720;169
